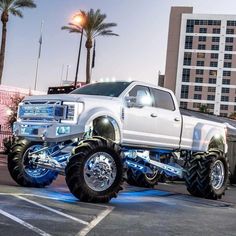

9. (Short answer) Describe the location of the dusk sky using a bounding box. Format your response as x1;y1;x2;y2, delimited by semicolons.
3;0;236;91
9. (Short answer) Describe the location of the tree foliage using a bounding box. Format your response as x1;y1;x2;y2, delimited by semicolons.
62;9;118;84
0;0;36;84
199;104;209;113
7;93;24;129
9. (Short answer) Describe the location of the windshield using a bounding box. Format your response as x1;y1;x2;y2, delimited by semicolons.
70;82;131;97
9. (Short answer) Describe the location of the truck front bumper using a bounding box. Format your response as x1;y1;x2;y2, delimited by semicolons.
13;121;85;142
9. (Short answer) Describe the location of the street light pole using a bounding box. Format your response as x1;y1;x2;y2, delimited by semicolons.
66;65;70;81
74;28;83;88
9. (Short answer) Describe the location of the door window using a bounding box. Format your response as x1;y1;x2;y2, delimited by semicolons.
127;85;153;107
151;88;175;111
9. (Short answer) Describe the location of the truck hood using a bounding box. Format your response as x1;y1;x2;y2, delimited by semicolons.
23;94;118;103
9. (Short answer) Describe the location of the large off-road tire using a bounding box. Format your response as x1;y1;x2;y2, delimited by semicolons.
184;149;229;200
126;168;159;188
8;139;58;187
65;137;124;203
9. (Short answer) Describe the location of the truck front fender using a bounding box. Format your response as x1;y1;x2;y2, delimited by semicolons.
78;107;122;143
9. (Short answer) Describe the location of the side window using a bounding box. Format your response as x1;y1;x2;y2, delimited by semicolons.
127;85;153;106
151;88;175;111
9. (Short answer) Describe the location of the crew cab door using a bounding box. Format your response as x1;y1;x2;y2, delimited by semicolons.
149;87;182;148
123;85;160;147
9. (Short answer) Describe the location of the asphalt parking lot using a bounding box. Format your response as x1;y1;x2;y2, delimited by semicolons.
0;155;236;236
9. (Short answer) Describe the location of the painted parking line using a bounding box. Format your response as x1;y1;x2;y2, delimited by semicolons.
77;206;114;236
15;195;89;225
0;208;52;236
0;192;114;236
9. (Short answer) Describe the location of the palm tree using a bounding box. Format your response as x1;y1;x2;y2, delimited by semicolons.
0;0;36;84
62;9;118;84
199;104;209;113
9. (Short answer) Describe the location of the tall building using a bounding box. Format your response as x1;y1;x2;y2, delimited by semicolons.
165;7;236;117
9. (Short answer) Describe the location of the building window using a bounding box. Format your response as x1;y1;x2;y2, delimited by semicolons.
220;105;228;110
198;44;206;50
234;105;236;111
186;20;194;33
209;78;216;84
211;45;219;50
207;104;214;109
225;45;233;51
186;26;194;33
180;102;187;109
196;69;204;75
208;87;216;93
211;53;218;59
223;71;231;76
185;36;193;49
207;95;215;100
212;28;220;34
220;113;228;117
226;28;234;34
195;86;202;91
193;103;201;108
197;53;205;58
209;70;217;76
222;87;230;93
199;36;206;42
199;28;207;33
226;37;234;43
182;69;190;82
197;61;204;66
194;94;202;100
181;85;189;98
222;79;230;84
227;21;236;26
195;77;203;83
193;20;221;26
224;62;232;68
221;96;229;102
224;54;232;60
212;37;220;42
210;61;218;67
183;52;192;65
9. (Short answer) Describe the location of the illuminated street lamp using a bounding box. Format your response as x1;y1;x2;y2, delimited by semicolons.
72;12;86;88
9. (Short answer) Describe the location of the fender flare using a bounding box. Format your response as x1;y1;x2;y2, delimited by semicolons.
203;128;226;153
78;107;122;143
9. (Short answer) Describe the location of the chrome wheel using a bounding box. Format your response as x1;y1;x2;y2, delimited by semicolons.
23;144;49;178
211;160;225;190
84;152;117;192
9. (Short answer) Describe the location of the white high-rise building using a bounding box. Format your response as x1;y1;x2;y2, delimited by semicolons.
165;7;236;117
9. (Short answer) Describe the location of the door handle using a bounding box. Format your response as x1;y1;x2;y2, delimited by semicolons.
151;113;158;118
174;117;181;122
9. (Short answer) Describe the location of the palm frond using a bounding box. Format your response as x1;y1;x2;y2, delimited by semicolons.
0;0;13;10
95;22;117;33
61;25;81;34
13;0;36;9
9;7;22;17
95;30;119;37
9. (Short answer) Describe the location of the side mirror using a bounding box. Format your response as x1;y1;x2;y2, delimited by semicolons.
125;96;136;108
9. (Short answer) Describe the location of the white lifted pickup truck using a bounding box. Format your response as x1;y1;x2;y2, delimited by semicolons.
9;81;229;203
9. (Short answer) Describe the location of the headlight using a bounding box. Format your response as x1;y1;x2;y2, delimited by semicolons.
62;102;84;124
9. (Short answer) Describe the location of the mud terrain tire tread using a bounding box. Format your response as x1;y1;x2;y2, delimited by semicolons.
65;136;124;203
185;149;229;199
8;139;58;187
